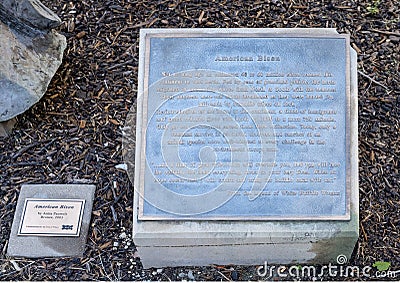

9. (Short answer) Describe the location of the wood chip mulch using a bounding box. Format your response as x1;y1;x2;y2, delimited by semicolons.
0;0;399;281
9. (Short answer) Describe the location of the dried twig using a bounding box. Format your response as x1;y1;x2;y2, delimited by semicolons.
216;270;231;281
360;222;368;241
161;272;172;281
97;252;113;281
369;28;400;37
0;261;35;279
358;70;388;90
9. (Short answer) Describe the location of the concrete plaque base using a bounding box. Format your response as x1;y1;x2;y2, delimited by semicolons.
7;184;95;258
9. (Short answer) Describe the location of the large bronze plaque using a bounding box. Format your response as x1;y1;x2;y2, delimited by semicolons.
131;29;351;220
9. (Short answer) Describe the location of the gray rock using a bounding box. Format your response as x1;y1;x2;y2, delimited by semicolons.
0;0;66;122
178;272;186;278
0;0;62;30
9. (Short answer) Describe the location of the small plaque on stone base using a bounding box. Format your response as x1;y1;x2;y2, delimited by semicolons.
7;184;95;258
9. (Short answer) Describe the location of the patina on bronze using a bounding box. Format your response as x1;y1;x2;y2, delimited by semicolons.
128;29;351;220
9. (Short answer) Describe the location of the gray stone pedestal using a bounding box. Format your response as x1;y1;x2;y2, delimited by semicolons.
130;28;359;268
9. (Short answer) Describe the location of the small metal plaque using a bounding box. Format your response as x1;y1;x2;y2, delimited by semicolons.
18;199;85;236
131;29;351;220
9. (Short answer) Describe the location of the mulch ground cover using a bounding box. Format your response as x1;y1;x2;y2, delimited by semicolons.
1;0;399;281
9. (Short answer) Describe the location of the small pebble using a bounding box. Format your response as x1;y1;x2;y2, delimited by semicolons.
115;163;128;171
231;270;238;280
187;270;195;280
